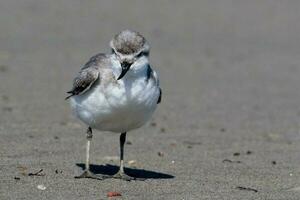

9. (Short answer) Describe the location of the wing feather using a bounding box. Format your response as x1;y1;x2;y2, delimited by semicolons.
65;54;107;100
65;67;99;99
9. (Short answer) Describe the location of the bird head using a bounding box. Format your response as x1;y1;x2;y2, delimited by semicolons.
110;30;150;80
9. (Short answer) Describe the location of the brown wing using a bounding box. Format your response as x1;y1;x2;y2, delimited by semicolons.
65;54;107;100
65;67;99;100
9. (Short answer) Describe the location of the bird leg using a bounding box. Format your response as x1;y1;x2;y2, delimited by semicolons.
75;127;108;180
112;132;144;181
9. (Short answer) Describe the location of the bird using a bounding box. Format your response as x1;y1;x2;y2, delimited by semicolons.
66;30;161;181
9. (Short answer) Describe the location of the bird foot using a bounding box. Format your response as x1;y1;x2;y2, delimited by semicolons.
75;170;109;180
112;171;145;181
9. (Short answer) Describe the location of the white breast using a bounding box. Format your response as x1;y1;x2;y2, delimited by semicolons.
70;71;160;133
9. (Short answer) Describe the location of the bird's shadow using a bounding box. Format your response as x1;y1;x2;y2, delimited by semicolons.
76;163;174;179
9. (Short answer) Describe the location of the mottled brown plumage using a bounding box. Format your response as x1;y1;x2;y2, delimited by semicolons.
65;54;107;99
110;30;147;55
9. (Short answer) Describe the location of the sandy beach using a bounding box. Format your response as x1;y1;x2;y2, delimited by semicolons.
1;1;300;199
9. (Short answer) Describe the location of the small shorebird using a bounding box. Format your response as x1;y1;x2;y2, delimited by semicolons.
66;30;161;181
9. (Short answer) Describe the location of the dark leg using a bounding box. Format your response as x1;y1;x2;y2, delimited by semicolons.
112;132;144;181
75;127;108;180
119;132;126;174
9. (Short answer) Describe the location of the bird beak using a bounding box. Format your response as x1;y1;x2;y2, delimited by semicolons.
117;62;132;80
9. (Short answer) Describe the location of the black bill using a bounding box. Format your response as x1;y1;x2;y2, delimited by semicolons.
117;62;132;80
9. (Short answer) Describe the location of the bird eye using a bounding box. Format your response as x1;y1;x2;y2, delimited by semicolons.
137;51;148;58
136;52;143;57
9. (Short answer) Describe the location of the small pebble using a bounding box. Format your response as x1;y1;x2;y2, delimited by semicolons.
222;159;242;163
272;161;276;165
37;184;46;190
236;186;258;193
157;152;164;157
54;136;59;140
171;160;175;164
233;152;240;156
128;160;136;166
107;191;122;197
246;150;252;155
28;169;45;176
55;169;62;174
14;176;20;180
